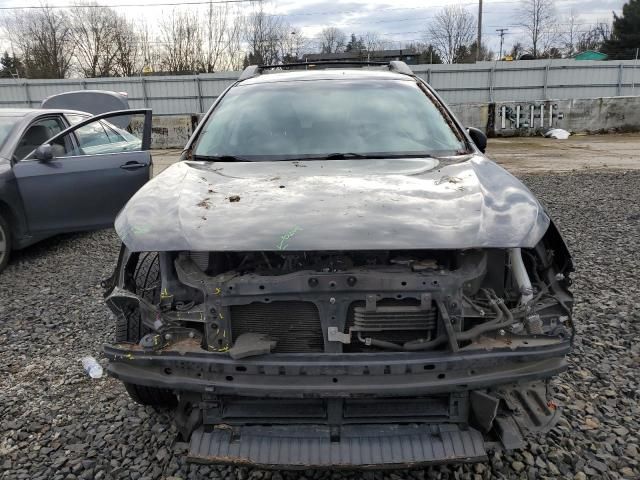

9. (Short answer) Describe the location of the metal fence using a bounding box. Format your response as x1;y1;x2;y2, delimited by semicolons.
1;59;639;115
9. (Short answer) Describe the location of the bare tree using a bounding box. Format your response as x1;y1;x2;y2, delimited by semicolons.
562;9;580;57
2;5;75;78
158;9;204;73
319;27;347;54
243;6;287;65
202;3;244;72
577;22;611;52
68;2;122;77
112;17;142;76
362;32;390;53
223;16;245;71
425;5;476;63
516;0;558;58
281;27;307;61
138;20;162;73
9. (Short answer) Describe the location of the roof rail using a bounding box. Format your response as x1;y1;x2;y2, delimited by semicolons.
237;60;414;81
237;64;261;81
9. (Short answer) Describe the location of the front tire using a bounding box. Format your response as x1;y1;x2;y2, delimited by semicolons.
116;252;177;407
0;213;11;274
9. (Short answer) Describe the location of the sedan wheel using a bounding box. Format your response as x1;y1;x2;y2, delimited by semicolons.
0;213;11;273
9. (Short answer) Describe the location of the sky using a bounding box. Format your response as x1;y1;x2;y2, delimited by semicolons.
0;0;627;56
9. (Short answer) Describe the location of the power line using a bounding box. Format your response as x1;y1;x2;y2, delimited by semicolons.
0;0;524;12
0;0;257;10
377;27;602;37
271;1;521;17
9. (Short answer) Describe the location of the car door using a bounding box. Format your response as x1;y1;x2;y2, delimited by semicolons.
12;109;152;235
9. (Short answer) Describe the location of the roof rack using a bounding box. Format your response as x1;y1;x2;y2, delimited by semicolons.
237;60;414;81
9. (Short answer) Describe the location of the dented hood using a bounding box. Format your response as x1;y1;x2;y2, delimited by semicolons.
115;155;549;252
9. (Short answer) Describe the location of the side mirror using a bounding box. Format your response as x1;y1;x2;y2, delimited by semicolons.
467;127;487;153
34;144;54;162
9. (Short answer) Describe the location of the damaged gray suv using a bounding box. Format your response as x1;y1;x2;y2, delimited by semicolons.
103;61;574;468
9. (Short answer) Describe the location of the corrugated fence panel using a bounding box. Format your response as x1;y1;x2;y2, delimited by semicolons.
86;78;146;99
145;76;200;114
199;76;236;97
24;80;87;107
493;87;542;102
440;88;489;104
151;97;200;115
621;65;640;83
553;65;617;88
0;82;30;107
125;98;147;109
1;60;639;113
434;69;491;91
494;68;545;90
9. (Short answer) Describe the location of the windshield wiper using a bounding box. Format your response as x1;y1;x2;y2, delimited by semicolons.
300;152;434;160
324;152;370;159
193;154;250;162
193;153;435;162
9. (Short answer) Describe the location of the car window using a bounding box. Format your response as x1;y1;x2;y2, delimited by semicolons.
102;121;125;142
74;121;112;150
53;114;144;157
15;116;69;161
193;79;467;161
66;113;90;126
101;120;140;144
67;115;136;144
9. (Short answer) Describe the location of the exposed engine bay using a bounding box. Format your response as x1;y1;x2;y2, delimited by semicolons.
107;236;573;357
103;224;574;467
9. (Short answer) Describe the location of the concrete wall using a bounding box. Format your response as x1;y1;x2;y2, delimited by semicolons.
144;95;640;148
488;95;640;136
449;104;490;133
131;114;198;149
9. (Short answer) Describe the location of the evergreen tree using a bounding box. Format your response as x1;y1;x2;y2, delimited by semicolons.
405;43;443;64
455;42;495;63
509;42;525;59
0;51;25;78
345;34;365;54
603;0;640;59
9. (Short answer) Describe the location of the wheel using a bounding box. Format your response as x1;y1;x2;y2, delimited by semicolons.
116;252;177;407
0;213;11;274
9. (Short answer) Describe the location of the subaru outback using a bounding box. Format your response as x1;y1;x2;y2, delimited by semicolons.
103;61;574;468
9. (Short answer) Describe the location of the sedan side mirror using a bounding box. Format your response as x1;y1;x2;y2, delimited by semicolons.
467;127;487;153
35;144;54;162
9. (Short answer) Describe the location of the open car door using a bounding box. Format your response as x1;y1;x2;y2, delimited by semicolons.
12;109;152;235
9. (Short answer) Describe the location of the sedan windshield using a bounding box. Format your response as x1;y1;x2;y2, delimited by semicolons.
193;79;467;161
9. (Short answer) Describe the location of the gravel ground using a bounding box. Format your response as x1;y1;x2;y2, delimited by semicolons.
1;170;639;480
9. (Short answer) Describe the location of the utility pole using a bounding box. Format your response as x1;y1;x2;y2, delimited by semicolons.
476;0;483;61
496;28;509;60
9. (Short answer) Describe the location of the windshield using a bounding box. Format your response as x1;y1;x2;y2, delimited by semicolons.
0;117;21;151
193;79;466;160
